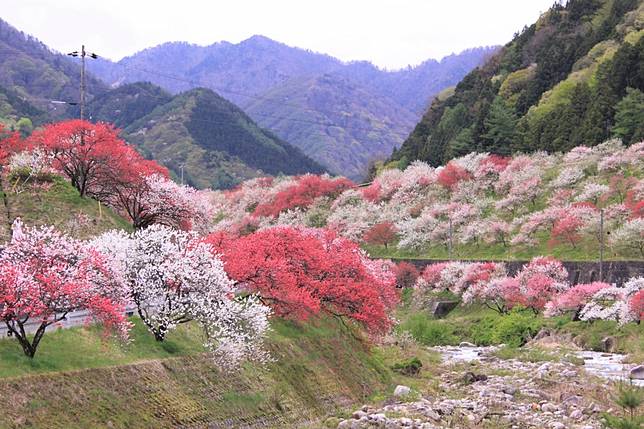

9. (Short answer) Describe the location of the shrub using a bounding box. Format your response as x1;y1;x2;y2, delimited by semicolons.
391;357;423;376
395;262;419;289
471;308;543;347
398;313;458;346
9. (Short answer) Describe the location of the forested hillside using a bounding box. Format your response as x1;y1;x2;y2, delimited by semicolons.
392;0;644;167
82;82;173;128
122;87;325;189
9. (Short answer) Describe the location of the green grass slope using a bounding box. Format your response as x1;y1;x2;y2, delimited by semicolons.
0;175;130;242
0;317;391;428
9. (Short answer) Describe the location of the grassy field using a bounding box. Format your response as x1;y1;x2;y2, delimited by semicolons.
0;316;396;428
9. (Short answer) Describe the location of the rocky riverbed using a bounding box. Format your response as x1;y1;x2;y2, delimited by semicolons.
336;345;642;429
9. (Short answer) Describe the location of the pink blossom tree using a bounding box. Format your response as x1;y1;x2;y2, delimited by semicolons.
544;282;611;319
0;226;130;358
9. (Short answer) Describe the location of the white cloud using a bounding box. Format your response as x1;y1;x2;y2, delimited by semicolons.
2;0;555;69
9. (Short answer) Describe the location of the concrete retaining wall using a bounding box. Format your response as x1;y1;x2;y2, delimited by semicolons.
397;259;644;286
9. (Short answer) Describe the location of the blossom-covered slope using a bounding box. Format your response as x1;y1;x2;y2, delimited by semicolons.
209;140;644;261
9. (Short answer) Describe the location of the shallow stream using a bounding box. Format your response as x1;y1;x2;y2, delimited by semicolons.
432;345;644;387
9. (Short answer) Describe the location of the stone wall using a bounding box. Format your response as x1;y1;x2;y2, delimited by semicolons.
397;259;644;286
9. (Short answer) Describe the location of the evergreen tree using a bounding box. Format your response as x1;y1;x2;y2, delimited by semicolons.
445;127;474;159
482;96;517;155
613;87;644;145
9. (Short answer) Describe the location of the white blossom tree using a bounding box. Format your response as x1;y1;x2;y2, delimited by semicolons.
91;225;272;367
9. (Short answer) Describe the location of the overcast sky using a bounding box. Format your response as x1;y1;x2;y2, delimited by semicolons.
2;0;556;69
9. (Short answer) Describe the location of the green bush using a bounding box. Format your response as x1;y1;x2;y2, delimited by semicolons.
391;357;423;376
470;308;543;347
398;314;458;346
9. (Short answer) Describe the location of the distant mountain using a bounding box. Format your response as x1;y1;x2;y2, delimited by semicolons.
336;48;499;115
88;37;496;178
121;87;325;189
391;0;644;167
0;18;106;120
244;74;417;179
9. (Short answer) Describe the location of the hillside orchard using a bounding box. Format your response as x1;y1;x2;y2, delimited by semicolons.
210;139;643;259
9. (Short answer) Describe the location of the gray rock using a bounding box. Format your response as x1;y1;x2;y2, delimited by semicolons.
337;420;352;429
630;365;644;380
562;395;583;407
550;423;565;429
459;341;476;347
398;417;413;426
570;409;583;420
351;410;367;420
533;328;551;340
502;386;518;395
600;336;617;353
370;413;387;423
541;403;557;413
393;385;411;397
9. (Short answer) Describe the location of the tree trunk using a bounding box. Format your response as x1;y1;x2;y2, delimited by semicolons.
4;320;50;358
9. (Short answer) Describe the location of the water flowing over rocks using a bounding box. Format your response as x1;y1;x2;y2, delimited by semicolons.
337;345;641;428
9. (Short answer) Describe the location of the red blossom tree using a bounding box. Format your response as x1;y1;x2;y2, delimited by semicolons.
437;162;471;190
549;213;584;249
206;227;398;334
0;124;28;165
545;282;611;319
394;262;419;289
253;175;354;218
0;226;129;357
630;290;644;322
361;182;382;202
27;120;162;198
608;173;638;204
363;222;398;249
509;257;569;312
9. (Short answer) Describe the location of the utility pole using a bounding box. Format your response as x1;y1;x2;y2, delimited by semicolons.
448;217;453;261
599;208;604;282
67;45;98;120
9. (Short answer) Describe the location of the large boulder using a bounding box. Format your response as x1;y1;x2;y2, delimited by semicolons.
393;385;411;397
600;336;617;353
630;365;644;380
